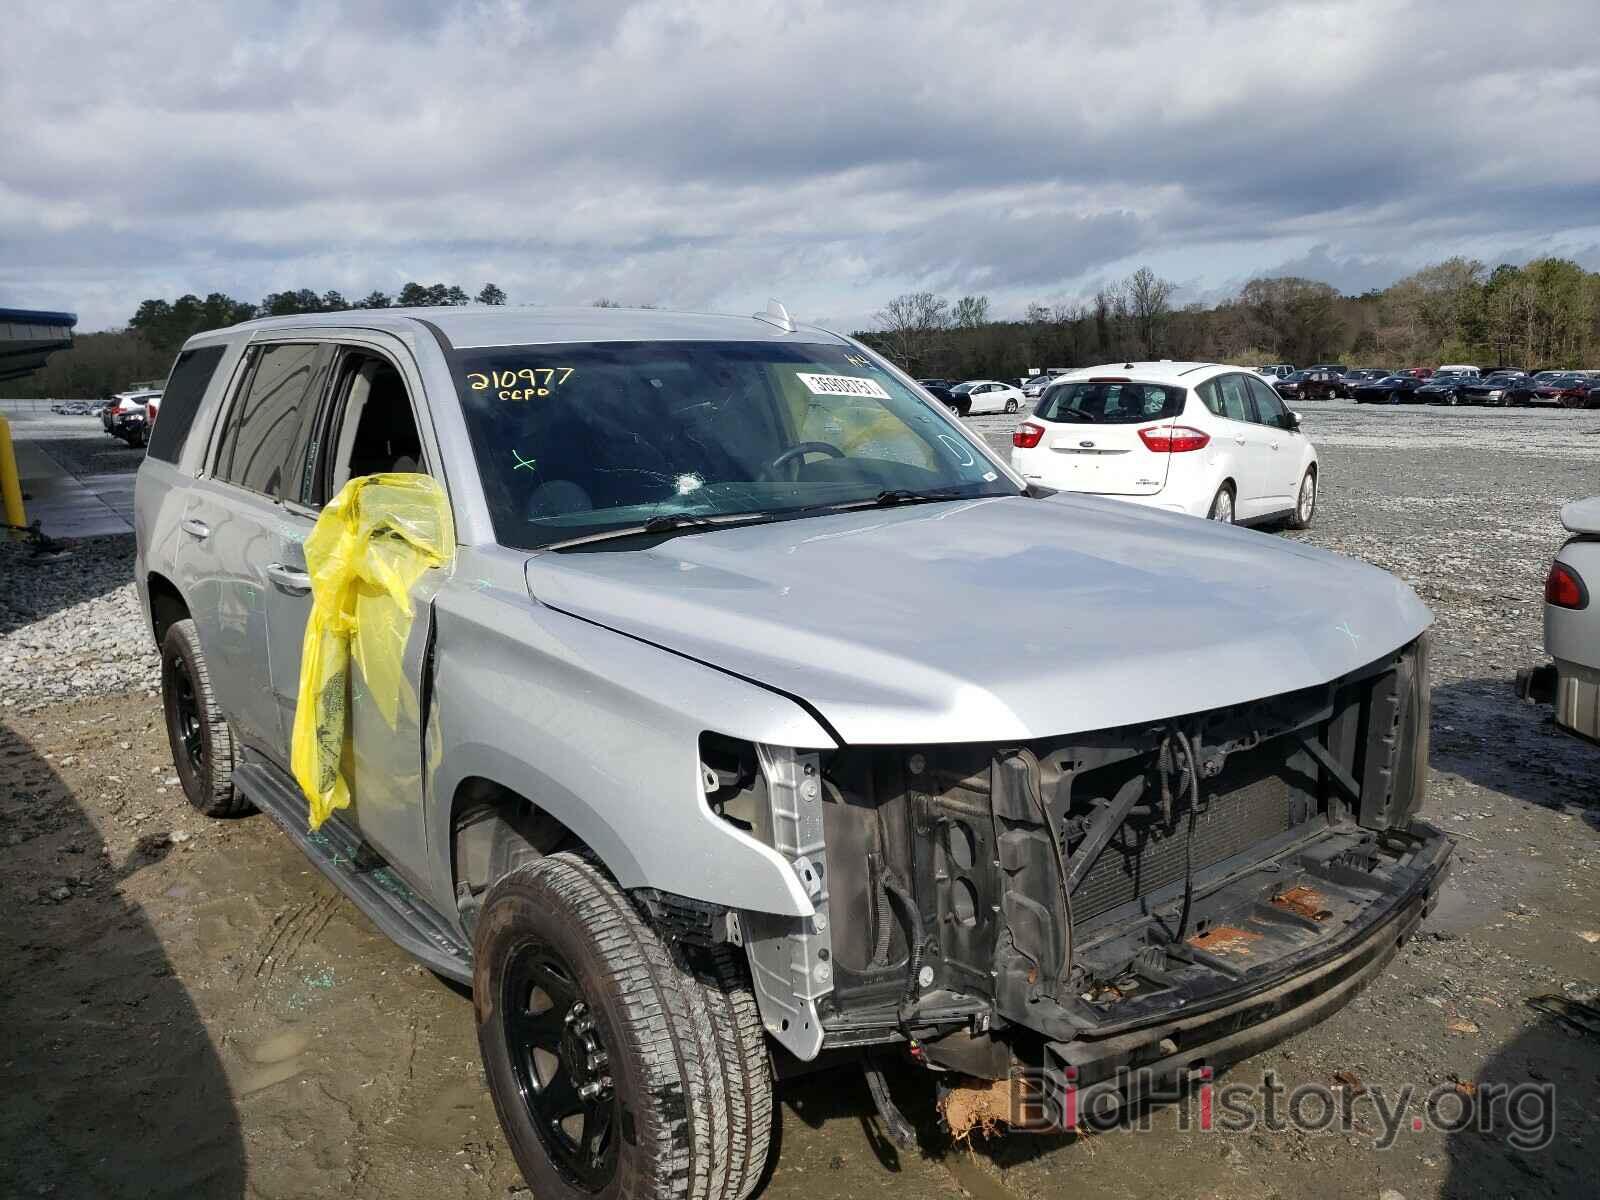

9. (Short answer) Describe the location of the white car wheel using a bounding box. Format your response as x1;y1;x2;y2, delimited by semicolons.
1288;469;1316;529
1004;399;1018;414
1208;485;1235;524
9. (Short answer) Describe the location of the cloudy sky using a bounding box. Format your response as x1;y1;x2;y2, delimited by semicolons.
4;0;1599;332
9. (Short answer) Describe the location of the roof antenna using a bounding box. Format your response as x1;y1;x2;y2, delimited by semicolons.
754;298;796;333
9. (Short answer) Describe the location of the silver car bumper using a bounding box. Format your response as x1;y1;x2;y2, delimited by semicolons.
1554;659;1600;742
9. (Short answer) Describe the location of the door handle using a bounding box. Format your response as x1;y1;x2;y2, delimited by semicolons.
265;563;312;594
1233;435;1246;445
1270;440;1281;449
181;518;210;540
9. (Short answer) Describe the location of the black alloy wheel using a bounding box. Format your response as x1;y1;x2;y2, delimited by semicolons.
169;650;204;774
502;942;619;1191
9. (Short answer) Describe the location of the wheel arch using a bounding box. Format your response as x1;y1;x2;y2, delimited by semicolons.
447;774;594;932
147;571;189;646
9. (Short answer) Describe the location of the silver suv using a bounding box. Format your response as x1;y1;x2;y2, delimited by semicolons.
135;306;1451;1198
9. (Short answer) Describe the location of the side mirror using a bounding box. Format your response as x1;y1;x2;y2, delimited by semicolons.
1288;411;1302;430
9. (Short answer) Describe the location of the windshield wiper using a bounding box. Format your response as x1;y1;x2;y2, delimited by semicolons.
786;487;982;518
1056;410;1097;422
871;488;968;506
542;510;776;551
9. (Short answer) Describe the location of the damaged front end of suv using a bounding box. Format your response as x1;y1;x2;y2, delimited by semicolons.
701;634;1451;1132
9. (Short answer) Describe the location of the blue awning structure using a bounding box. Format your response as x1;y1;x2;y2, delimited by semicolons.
0;307;78;383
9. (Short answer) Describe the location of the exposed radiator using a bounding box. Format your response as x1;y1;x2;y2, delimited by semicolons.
1071;741;1312;924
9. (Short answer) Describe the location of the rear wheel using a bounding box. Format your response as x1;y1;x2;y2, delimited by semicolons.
1004;399;1019;414
475;853;765;1200
160;618;245;817
1287;468;1317;529
1207;484;1235;524
946;401;961;416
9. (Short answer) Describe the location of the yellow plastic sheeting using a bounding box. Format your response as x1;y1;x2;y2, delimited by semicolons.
292;473;455;830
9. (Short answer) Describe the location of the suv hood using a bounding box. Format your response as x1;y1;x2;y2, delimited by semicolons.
524;495;1431;745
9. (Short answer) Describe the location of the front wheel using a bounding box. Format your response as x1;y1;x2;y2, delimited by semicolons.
1287;468;1317;529
475;853;769;1200
1207;484;1235;524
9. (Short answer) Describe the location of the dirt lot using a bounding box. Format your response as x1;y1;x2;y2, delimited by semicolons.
4;401;1600;1199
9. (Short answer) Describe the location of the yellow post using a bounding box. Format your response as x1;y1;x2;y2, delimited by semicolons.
0;414;26;537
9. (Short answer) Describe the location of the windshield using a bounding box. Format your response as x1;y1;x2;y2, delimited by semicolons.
450;340;1017;550
1035;380;1186;423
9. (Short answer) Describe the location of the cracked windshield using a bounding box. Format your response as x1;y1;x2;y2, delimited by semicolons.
451;340;1017;548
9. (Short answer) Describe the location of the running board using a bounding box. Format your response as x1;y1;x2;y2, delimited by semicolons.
233;763;474;985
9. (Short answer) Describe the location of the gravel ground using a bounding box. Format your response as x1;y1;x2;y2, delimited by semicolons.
3;400;1600;1199
1;534;159;710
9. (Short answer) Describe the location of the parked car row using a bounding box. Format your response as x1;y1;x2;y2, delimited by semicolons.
1249;361;1600;407
1359;369;1600;407
48;400;100;415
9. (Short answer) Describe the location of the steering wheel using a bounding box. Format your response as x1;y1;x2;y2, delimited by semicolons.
765;441;845;479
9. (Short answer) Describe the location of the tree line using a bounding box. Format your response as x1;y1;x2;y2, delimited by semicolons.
8;256;1598;400
127;280;509;355
856;257;1600;382
0;281;508;399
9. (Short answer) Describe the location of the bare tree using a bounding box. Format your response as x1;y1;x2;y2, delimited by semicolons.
1126;266;1175;358
873;292;950;372
952;295;990;329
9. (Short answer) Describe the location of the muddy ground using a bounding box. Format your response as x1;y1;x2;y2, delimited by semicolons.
3;400;1600;1199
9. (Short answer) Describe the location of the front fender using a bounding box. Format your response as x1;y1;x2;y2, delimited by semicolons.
425;562;834;924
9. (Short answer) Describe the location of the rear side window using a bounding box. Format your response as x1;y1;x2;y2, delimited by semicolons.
1035;381;1184;424
213;342;332;499
1212;375;1251;421
146;345;227;464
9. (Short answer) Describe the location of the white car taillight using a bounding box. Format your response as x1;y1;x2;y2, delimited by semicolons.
1137;425;1210;453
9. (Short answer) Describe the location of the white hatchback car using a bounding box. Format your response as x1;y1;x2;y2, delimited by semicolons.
954;379;1026;415
1009;362;1319;526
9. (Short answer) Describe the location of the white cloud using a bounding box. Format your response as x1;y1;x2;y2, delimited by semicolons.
1;0;1597;330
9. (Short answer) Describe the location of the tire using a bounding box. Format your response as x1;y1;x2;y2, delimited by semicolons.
160;618;246;817
474;853;755;1200
1207;483;1235;524
686;945;773;1200
1004;399;1019;414
946;402;961;417
1287;467;1316;529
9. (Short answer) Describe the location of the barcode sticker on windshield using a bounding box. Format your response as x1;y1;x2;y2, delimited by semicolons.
796;372;891;400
